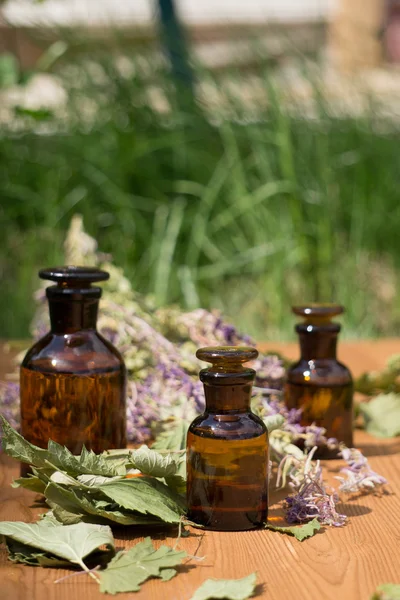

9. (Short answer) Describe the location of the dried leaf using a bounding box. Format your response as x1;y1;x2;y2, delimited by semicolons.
76;474;123;487
371;584;400;600
190;573;257;600
359;393;400;438
152;419;189;452
45;482;162;526
0;521;115;573
99;537;187;594
265;518;321;541
98;477;185;523
130;445;181;478
12;474;46;494
0;416;124;476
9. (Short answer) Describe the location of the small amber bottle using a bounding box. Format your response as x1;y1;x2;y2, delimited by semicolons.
186;346;269;531
285;304;353;458
20;267;127;459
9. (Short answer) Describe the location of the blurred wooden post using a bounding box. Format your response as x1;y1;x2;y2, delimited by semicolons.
157;0;195;104
328;0;386;72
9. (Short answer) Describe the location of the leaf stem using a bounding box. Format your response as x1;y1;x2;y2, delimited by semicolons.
77;559;101;583
54;565;100;584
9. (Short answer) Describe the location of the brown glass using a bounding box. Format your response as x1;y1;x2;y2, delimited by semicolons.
20;267;127;468
285;304;353;458
186;346;269;531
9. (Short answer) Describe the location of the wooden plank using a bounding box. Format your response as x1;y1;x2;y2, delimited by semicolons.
1;341;400;599
1;429;399;600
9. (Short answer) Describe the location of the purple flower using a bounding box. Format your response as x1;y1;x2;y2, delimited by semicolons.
281;448;347;527
0;382;20;442
336;447;387;493
253;355;285;389
302;425;340;451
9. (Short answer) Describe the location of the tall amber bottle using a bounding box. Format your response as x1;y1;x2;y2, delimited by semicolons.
285;304;353;458
20;267;127;458
187;346;268;531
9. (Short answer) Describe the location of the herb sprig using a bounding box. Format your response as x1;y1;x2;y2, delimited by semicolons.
1;416;185;528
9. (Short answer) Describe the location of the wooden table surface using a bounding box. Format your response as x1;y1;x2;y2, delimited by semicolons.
1;340;400;600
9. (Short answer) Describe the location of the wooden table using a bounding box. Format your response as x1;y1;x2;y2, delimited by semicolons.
1;340;400;600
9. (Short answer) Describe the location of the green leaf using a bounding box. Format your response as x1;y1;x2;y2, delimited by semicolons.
99;537;187;594
5;538;72;567
1;416;50;468
163;473;187;495
44;440;124;477
0;521;115;573
78;446;126;476
359;393;400;438
266;518;321;541
0;417;124;476
45;482;162;526
160;568;177;581
76;474;123;487
12;474;46;494
152;418;189;452
190;573;257;600
151;420;188;489
130;445;181;478
371;584;400;600
98;477;185;523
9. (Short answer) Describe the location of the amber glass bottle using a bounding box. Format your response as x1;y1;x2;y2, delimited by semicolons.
285;304;353;458
20;267;127;460
186;346;268;531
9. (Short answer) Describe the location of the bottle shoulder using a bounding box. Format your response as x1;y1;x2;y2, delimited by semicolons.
287;358;352;385
21;331;125;375
189;411;267;440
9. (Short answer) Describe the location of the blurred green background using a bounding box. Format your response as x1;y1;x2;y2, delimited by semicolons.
1;0;400;341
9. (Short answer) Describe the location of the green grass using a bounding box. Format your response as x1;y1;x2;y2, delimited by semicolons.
1;53;400;340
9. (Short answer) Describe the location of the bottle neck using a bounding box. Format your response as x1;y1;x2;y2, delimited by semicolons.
47;292;100;334
201;369;254;413
296;323;339;360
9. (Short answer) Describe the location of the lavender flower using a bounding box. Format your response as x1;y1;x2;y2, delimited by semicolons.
336;447;387;494
0;382;20;439
157;307;254;348
253;354;285;389
282;448;347;527
302;425;340;451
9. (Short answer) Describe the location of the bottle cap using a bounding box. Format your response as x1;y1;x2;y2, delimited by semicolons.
196;346;258;365
292;304;343;332
196;346;258;379
39;266;109;285
292;304;344;319
40;266;109;299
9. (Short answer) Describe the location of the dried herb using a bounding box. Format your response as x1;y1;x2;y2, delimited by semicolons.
1;417;185;528
0;415;124;476
0;521;115;578
359;393;400;438
0;523;188;594
190;573;257;600
265;518;321;541
99;537;187;595
371;584;400;600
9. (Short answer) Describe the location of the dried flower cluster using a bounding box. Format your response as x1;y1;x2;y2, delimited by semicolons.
337;447;387;494
0;215;388;528
0;216;285;443
277;448;347;527
261;392;387;525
